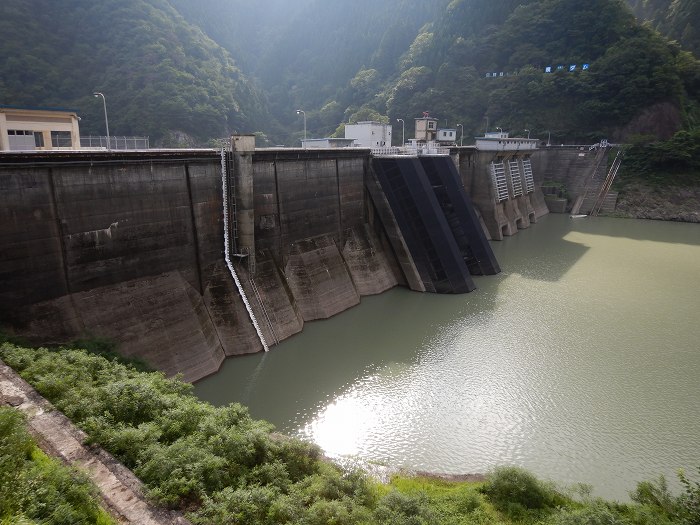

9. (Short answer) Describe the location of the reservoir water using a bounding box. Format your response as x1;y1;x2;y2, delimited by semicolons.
195;215;700;500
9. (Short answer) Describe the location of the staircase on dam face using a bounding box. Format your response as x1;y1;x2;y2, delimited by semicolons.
370;156;500;293
570;146;617;215
220;148;270;352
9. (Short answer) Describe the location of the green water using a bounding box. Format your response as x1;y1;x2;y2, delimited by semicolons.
195;215;700;500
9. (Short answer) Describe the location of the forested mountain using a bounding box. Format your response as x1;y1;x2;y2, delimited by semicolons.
169;0;449;139
1;0;698;146
0;0;272;146
626;0;700;55
365;0;700;143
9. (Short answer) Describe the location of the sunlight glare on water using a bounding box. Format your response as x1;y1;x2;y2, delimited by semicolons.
195;215;700;500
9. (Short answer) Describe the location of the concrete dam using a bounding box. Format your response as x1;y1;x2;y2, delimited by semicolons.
1;140;576;382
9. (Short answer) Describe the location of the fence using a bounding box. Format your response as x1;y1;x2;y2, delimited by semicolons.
80;136;150;150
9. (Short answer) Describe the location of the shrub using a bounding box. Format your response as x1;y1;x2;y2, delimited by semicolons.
630;475;680;518
373;489;436;524
483;466;560;515
678;468;700;525
190;485;280;525
0;407;114;524
547;503;630;525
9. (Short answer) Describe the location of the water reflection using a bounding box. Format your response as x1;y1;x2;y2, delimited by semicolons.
196;215;700;500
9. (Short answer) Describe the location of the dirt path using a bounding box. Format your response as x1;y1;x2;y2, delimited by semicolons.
0;359;191;525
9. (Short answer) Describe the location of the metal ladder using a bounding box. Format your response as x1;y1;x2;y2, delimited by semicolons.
224;149;240;255
491;162;509;202
508;159;523;196
220;148;269;352
522;158;535;193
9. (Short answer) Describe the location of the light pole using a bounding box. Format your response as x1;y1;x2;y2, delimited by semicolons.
296;109;306;142
456;124;463;146
525;129;530;139
93;92;110;150
547;130;551;146
496;127;502;134
396;118;405;146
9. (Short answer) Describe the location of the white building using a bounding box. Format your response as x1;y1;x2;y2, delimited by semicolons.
0;105;81;151
437;128;457;144
344;121;392;148
475;131;538;151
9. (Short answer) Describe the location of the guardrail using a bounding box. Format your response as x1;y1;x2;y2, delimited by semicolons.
80;136;150;150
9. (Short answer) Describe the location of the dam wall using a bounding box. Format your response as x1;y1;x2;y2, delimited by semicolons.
0;149;402;381
530;146;610;212
453;148;549;240
1;144;603;381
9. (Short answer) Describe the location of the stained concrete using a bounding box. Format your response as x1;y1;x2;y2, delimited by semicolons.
284;234;361;320
2;146;538;381
453;147;549;240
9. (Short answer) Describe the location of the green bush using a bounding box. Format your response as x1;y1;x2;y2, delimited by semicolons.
678;468;700;525
373;489;436;524
0;407;114;525
547;503;630;525
483;466;561;516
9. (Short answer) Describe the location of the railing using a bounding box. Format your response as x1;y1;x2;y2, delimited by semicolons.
372;142;450;157
220;148;269;352
80;136;150;150
590;149;624;217
248;266;279;346
371;146;402;156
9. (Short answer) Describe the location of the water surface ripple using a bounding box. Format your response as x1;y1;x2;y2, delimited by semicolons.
195;215;700;500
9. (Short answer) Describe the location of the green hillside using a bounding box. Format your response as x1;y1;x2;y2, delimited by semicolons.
0;0;271;146
359;0;700;143
1;0;698;146
626;0;700;55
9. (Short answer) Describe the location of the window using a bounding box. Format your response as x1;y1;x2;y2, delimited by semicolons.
34;132;44;147
428;122;435;129
51;131;72;148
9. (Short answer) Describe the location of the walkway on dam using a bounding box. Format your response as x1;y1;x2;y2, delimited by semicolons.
0;359;191;525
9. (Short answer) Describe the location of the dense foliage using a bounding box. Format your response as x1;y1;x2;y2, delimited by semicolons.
2;0;698;147
0;407;115;524
619;129;700;185
0;0;271;146
626;0;700;56
1;342;699;524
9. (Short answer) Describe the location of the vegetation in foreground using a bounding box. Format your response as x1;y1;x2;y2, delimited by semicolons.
0;406;115;524
1;342;699;525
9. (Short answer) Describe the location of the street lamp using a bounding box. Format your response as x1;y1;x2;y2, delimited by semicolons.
524;129;530;139
296;109;306;142
456;124;463;147
496;127;502;134
93;92;110;150
546;130;551;146
396;118;405;146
